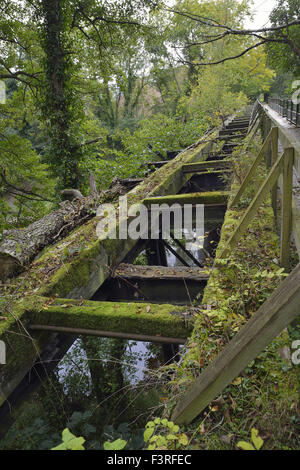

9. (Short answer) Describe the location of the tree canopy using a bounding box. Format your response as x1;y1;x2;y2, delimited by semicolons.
0;0;298;235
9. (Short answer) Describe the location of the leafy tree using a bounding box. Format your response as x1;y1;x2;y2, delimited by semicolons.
166;0;300;67
267;0;300;74
0;81;56;236
0;0;159;191
92;32;152;132
166;0;251;86
174;2;275;125
38;0;86;189
187;68;249;126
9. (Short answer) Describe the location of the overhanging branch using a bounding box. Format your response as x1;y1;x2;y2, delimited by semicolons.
166;6;300;62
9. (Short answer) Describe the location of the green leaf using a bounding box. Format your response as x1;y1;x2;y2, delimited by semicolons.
51;428;85;450
103;439;127;450
251;428;264;450
156;436;167;446
167;421;175;429
178;434;189;446
144;427;155;442
146;421;155;428
166;434;178;441
237;441;255;451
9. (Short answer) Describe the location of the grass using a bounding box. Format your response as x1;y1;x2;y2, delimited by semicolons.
154;132;300;450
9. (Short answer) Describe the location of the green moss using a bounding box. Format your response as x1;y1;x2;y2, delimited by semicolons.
26;297;193;339
144;191;229;206
0;127;219;410
0;130;217;306
0;299;46;408
164;133;299;449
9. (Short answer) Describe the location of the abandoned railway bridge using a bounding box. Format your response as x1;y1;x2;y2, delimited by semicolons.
0;99;299;429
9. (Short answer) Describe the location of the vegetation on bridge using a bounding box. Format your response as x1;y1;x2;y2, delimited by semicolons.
0;0;299;452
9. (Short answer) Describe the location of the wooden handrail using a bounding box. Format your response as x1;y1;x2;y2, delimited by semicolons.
221;147;294;260
171;262;300;424
229;127;277;209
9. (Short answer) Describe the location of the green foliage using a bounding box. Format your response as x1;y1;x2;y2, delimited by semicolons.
102;422;145;450
52;428;85;450
267;0;300;74
50;419;188;451
93;112;207;189
186;49;274;126
133;252;148;265
268;72;295;98
0;405;61;451
0;88;56;236
103;438;127;450
167;0;252;85
144;418;189;450
0;0;280;199
122;113;206;158
237;428;264;451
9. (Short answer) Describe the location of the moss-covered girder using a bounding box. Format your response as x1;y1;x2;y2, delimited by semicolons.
31;132;219;301
24;296;193;341
0;127;221;407
182;160;232;173
144;191;229;206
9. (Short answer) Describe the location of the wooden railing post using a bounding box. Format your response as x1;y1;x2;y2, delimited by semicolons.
229;127;276;209
265;123;272;169
280;148;294;272
171;263;300;425
221;148;285;259
271;127;279;221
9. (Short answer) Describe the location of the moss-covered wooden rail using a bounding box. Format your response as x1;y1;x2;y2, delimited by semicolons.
143;191;229;206
113;264;210;281
171;262;300;424
0;119;227;408
24;296;193;344
170;100;300;425
221;126;294;271
181;160;232;173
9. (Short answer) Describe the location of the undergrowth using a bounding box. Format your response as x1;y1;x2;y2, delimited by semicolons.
150;131;300;450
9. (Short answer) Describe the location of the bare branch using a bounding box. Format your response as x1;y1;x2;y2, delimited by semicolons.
167;7;300;35
166;6;300;62
92;16;141;27
0;166;53;203
180;41;268;66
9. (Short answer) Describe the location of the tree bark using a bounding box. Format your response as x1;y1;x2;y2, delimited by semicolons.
89;172;97;194
0;195;99;281
0;175;135;281
41;0;84;189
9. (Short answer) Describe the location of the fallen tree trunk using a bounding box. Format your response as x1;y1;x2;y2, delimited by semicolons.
0;173;137;282
0;195;101;281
